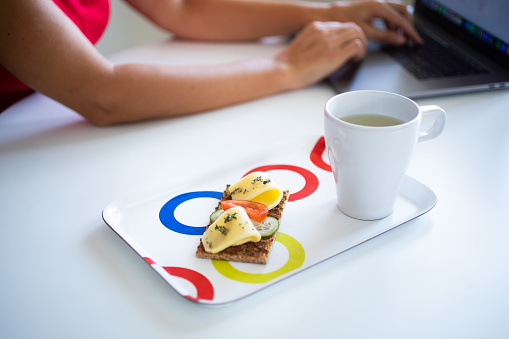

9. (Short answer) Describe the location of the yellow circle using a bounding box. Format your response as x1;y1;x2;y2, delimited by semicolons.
212;232;305;284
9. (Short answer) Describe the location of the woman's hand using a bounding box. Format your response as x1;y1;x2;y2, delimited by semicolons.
275;21;367;90
330;0;422;45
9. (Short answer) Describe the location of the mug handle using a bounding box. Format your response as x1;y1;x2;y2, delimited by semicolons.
418;105;447;143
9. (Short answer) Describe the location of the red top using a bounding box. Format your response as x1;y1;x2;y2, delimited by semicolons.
0;0;110;111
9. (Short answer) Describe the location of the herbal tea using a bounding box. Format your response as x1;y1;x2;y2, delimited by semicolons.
341;113;404;127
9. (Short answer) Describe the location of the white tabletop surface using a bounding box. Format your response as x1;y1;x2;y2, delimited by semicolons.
1;38;508;339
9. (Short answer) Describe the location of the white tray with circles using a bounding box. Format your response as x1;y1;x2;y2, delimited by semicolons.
102;136;437;305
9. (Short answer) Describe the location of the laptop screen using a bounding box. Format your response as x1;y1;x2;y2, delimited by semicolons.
416;0;509;67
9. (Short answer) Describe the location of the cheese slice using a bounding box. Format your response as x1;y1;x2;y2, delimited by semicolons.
201;206;261;254
229;171;284;210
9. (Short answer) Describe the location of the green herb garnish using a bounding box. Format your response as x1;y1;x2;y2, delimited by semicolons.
223;212;238;223
251;176;271;187
214;225;228;236
231;187;249;195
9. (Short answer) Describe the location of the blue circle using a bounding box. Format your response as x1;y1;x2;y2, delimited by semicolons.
159;191;222;235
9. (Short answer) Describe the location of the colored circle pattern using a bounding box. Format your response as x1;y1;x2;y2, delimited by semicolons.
211;232;305;284
162;266;214;302
310;136;332;172
159;191;222;235
154;137;331;300
144;257;214;302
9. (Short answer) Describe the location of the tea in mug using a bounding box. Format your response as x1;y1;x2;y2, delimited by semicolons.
341;113;404;127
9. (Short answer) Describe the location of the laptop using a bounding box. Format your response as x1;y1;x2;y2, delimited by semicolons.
329;0;509;98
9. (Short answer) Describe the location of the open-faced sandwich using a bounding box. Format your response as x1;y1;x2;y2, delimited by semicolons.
196;171;289;264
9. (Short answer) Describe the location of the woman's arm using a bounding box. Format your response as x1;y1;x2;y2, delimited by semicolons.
0;0;366;125
124;0;330;41
125;0;421;44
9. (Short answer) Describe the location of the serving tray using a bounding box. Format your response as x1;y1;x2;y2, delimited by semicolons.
103;136;437;305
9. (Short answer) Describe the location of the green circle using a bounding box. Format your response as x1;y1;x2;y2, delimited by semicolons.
212;232;305;284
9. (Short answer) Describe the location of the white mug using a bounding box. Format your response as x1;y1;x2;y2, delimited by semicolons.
324;90;446;220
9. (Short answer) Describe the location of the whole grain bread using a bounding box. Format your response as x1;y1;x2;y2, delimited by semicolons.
196;185;289;264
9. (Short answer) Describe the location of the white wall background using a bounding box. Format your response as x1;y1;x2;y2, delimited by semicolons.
95;0;169;56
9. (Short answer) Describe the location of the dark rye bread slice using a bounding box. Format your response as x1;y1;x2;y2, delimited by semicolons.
196;185;289;264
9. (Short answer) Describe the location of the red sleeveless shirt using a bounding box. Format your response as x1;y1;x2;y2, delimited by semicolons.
0;0;110;111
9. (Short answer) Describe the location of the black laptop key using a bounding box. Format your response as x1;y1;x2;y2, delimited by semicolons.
382;29;489;79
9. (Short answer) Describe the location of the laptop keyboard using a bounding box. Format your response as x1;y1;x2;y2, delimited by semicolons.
382;28;488;79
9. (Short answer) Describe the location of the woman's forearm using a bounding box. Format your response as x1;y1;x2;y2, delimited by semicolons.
88;58;292;125
125;0;333;41
126;0;421;44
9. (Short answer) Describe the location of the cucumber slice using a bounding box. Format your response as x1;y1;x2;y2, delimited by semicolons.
209;208;224;223
253;217;279;238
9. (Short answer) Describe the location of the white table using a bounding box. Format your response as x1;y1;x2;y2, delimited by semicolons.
1;38;508;338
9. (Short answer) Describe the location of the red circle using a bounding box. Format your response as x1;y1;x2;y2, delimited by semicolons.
245;165;319;201
163;266;214;302
310;136;332;172
144;257;214;301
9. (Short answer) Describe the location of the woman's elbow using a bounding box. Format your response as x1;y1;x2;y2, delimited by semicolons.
77;101;123;126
